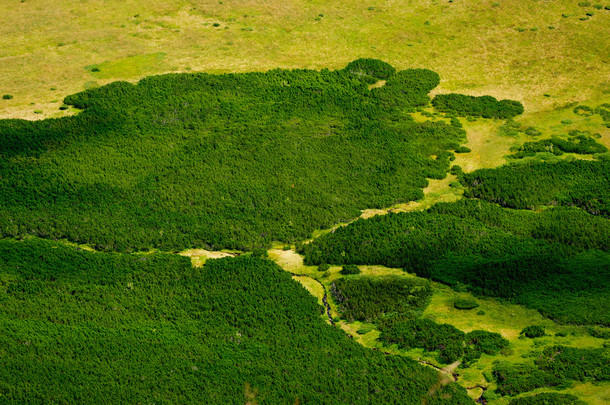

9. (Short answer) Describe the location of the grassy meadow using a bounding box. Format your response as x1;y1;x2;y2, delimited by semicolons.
1;0;609;122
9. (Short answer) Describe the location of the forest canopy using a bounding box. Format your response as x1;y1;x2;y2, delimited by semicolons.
0;60;466;252
0;238;471;404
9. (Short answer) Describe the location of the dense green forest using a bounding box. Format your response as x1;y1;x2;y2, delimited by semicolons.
0;238;472;404
493;346;609;396
302;200;610;324
508;132;607;159
379;319;508;364
0;59;468;252
330;276;431;322
459;160;610;216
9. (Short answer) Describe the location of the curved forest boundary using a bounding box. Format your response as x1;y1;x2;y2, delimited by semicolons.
0;60;477;252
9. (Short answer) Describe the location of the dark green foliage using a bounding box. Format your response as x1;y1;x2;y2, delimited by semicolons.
494;345;609;396
432;93;524;119
380;318;466;363
372;69;441;109
493;363;561;396
454;145;471;153
460;160;610;216
344;58;396;82
588;326;610;339
521;325;545;338
0;62;465;252
574;105;594;116
509;133;607;159
302;199;610;324
596;103;610;126
2;94;13;100
379;319;507;364
330;276;431;322
428;200;610;251
340;264;361;275
535;345;610;381
509;393;585;405
462;330;509;365
454;298;479;310
317;263;330;272
0;238;472;404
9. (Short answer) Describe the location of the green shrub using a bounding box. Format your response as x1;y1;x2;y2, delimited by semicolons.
454;298;479;310
454;146;471;153
344;58;396;81
318;263;330;272
0;61;466;252
331;276;431;322
2;94;13;100
432;93;524;119
340;264;361;275
521;325;545;338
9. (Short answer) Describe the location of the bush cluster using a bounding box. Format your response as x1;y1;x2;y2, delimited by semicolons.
379;319;508;364
431;93;524;119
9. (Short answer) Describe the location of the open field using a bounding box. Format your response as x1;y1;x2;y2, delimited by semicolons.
1;0;609;121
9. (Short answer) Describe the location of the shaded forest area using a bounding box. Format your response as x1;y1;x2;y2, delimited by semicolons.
0;238;472;404
302;198;610;325
0;60;467;252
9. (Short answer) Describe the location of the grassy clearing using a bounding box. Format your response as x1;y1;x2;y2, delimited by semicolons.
268;248;609;404
1;0;609;122
179;248;238;267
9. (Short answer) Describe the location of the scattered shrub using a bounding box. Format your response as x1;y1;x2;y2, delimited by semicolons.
432;93;524;119
340;264;361;275
2;94;13;100
454;146;471;153
454;298;479;310
318;263;330;272
520;325;545;338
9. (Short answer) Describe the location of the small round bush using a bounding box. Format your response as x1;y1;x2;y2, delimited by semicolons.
2;94;13;100
282;245;291;251
59;105;68;110
318;263;330;272
454;146;471;153
251;248;268;259
344;58;396;80
520;325;545;338
340;264;360;275
454;298;479;310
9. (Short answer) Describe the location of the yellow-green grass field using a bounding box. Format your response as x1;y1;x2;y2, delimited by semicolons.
1;0;609;123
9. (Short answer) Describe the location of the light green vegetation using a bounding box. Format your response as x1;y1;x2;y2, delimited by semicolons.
85;53;167;79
